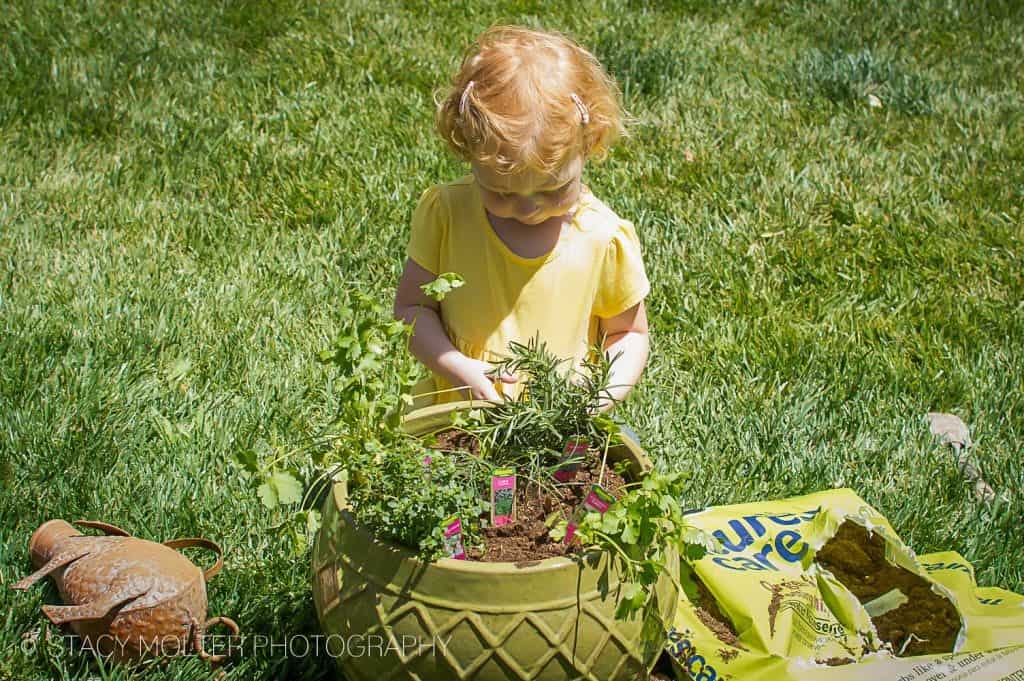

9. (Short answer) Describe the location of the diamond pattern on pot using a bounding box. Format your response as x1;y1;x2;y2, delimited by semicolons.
338;594;649;680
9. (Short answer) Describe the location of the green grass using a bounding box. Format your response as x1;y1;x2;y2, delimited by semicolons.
1;0;1021;678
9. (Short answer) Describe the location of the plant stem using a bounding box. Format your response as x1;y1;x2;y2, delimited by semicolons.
593;531;687;596
598;431;611;487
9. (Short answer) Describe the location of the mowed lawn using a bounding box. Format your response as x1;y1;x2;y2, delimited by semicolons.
1;1;1021;678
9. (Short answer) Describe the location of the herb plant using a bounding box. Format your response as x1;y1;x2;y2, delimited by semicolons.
452;337;717;623
551;464;717;620
235;274;714;628
343;441;490;560
479;336;618;456
233;278;490;559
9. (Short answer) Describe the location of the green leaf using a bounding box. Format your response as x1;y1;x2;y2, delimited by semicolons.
592;414;620;436
685;543;708;561
385;320;409;336
620;582;641;601
545;511;564;528
620;522;638;545
683;525;721;554
549;521;567;541
272;471;303;506
257;481;278;509
614;581;647;619
290;524;308;556
420;272;465;301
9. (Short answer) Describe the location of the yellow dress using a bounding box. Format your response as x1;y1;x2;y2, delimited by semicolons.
406;175;649;406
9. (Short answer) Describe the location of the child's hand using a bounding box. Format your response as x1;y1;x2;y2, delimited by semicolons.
442;355;517;402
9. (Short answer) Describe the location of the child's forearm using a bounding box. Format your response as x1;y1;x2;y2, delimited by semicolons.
394;304;465;380
601;330;650;408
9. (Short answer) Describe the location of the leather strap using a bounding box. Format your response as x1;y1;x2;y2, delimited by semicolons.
163;538;223;581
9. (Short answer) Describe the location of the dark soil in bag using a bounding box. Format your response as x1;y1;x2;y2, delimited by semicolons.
691;575;746;650
814;521;961;656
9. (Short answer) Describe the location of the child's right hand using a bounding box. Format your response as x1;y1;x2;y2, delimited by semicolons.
441;355;517;402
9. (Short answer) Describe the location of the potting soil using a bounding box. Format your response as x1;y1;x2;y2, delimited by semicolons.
814;521;960;656
432;428;628;563
691;576;746;651
666;489;1024;681
433;428;482;456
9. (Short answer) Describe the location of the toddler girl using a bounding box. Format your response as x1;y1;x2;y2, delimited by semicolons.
394;25;650;408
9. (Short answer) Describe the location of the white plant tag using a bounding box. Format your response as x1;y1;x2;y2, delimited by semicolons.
864;588;909;618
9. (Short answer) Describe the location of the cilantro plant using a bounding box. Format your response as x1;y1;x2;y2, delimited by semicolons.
233;276;489;559
550;465;718;620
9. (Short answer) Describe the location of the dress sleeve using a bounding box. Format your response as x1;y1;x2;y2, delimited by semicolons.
592;220;650;318
405;185;446;275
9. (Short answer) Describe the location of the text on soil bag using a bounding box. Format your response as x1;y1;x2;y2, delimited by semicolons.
706;508;820;572
667;627;723;681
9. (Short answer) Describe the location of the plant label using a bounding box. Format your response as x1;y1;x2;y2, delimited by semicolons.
565;484;615;545
490;468;516;526
554;437;588;482
441;516;467;560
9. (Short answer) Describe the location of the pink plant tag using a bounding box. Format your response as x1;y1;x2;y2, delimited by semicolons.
442;516;467;560
564;485;615;545
583;486;614;513
554;437;588;482
490;468;516;526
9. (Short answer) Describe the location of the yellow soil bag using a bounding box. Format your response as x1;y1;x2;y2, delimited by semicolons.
666;489;1024;680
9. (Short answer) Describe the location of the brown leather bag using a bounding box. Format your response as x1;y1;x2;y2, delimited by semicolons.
11;519;238;665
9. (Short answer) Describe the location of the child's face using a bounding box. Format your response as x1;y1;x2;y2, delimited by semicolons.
472;155;583;226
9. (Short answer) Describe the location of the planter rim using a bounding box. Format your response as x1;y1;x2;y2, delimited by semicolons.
329;399;649;575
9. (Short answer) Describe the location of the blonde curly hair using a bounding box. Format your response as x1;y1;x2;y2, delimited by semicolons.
436;25;626;175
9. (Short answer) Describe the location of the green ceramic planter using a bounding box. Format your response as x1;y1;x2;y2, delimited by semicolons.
312;401;677;680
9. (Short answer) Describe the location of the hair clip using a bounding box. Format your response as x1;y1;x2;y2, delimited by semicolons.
459;81;475;117
570;93;589;125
